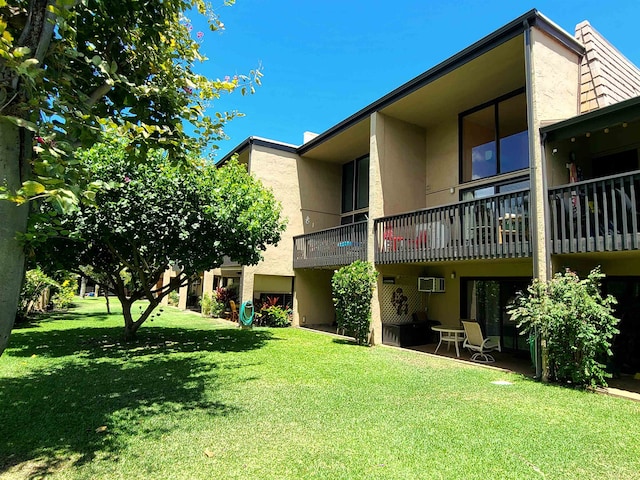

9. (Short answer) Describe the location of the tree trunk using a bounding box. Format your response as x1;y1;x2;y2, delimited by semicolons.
103;288;111;314
79;276;87;297
121;296;159;341
0;122;30;356
122;300;136;341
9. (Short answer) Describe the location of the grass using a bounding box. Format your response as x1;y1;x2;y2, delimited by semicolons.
1;299;640;479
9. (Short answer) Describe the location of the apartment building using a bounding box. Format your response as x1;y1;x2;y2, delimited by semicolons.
190;9;640;375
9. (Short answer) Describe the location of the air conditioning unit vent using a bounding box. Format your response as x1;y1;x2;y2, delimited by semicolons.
418;277;445;293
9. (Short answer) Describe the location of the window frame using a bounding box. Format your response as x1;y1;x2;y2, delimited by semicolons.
341;154;369;224
458;87;527;184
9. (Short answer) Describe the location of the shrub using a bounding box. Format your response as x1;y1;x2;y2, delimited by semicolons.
211;300;225;318
200;292;214;316
256;305;291;327
508;267;619;388
17;268;58;321
51;273;77;310
215;286;238;308
168;291;180;306
331;260;378;345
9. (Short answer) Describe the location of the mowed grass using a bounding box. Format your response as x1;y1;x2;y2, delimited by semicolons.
1;299;639;479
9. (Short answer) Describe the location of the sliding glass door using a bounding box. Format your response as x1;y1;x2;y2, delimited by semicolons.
462;278;530;353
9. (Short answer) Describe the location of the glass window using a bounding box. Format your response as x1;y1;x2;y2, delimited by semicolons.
356;156;369;210
341;155;369;222
499;94;528;174
462;178;529;201
461;91;528;182
462;106;496;181
341;162;354;213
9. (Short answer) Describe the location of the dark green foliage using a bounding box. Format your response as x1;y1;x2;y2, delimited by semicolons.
331;260;378;345
18;267;57;320
256;305;291;328
27;138;285;338
51;272;77;310
508;268;619;388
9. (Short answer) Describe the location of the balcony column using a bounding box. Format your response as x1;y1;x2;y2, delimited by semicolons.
202;270;215;297
369;112;385;345
525;23;551;285
238;266;253;306
160;269;172;306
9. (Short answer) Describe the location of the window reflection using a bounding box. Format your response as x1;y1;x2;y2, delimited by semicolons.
461;91;528;182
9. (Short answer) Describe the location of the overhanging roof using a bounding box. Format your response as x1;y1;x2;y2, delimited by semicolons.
298;9;583;155
541;95;640;142
216;136;298;166
219;9;584;161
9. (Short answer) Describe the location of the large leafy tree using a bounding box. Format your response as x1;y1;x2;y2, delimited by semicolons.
30;138;285;340
0;0;260;354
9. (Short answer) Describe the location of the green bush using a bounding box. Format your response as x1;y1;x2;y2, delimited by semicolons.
331;260;378;345
18;268;58;320
167;291;179;306
211;299;225;318
51;273;77;310
200;292;214;316
256;305;291;327
508;267;619;388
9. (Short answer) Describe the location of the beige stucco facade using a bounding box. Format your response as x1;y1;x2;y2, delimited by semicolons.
171;11;640;365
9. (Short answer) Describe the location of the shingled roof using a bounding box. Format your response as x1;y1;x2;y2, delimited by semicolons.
576;21;640;113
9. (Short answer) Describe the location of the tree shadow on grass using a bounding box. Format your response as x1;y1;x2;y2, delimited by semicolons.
0;325;274;478
8;324;273;360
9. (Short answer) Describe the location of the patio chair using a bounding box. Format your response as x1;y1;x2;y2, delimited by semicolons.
229;300;239;323
461;320;501;363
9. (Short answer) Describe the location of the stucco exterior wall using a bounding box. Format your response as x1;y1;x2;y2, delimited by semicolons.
531;28;581;124
248;145;302;277
297;156;342;233
292;269;335;326
377;113;427;215
424;116;460;207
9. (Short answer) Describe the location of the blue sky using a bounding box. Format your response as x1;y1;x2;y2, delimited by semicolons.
191;0;640;159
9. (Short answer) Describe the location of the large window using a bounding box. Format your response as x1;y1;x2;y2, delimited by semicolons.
341;155;369;224
461;90;528;182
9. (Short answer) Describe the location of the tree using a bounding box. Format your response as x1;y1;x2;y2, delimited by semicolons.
0;0;261;354
30;138;285;340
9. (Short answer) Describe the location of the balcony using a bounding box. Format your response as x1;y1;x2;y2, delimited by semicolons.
293;221;368;269
375;189;531;264
548;170;640;254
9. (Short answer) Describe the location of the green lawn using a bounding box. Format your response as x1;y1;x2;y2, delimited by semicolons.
1;299;639;479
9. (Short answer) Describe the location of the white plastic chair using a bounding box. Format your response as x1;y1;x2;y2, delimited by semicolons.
462;320;501;363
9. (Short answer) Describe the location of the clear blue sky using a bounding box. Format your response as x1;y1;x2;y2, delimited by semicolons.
191;0;640;159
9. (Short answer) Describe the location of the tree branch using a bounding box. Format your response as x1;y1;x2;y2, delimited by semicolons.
86;83;112;108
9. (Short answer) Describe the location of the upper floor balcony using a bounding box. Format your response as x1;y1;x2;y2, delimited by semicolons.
548;170;640;254
374;189;531;264
293;221;368;269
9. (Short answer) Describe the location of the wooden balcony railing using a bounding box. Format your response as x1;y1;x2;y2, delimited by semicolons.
548;170;640;254
375;189;531;264
293;221;368;268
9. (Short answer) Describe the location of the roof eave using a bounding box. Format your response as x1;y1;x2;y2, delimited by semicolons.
299;9;584;156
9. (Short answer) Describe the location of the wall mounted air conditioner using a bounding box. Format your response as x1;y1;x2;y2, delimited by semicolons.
418;277;445;293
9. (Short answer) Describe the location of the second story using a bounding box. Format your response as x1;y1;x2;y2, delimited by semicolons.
219;9;640;269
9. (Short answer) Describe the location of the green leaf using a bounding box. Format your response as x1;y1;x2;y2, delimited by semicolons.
21;181;46;196
1;116;38;132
